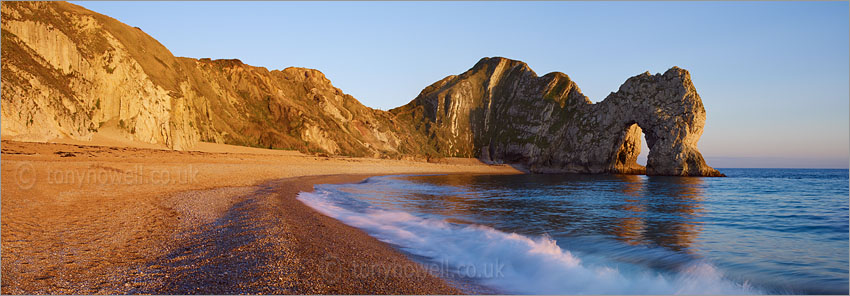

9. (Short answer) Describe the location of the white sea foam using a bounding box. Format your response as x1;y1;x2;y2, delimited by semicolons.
298;189;758;294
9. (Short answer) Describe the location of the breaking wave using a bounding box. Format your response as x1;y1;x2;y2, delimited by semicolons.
297;187;758;294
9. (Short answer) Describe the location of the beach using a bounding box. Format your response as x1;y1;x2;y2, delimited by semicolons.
0;140;520;294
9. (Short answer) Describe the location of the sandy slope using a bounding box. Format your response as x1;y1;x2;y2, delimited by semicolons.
0;140;520;294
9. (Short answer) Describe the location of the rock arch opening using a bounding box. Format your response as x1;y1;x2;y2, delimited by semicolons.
611;123;650;175
637;133;649;167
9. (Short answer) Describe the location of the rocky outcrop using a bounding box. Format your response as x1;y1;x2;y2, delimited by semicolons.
594;66;723;176
1;1;722;176
392;57;723;176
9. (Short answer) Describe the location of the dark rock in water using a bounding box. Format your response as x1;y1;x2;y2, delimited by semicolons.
392;57;723;176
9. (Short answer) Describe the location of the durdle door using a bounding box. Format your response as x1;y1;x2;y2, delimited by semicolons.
392;57;724;176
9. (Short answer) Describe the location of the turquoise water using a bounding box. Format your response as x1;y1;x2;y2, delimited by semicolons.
298;169;848;294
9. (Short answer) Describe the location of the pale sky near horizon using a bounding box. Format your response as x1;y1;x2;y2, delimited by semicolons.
72;1;849;168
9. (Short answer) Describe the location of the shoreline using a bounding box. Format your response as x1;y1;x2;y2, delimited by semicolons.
286;174;504;295
136;174;470;294
1;140;520;294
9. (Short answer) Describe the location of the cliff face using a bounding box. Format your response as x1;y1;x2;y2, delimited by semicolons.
1;2;192;148
1;1;415;157
172;58;413;157
392;57;723;176
1;1;722;176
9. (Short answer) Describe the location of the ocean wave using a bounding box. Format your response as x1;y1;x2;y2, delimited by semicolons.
297;188;759;294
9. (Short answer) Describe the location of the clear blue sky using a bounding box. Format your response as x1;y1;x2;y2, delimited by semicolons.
73;1;849;168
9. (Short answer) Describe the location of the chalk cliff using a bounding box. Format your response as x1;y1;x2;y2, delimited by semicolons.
0;1;722;176
1;1;413;156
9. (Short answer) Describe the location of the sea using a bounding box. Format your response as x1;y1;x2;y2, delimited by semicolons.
297;169;849;294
